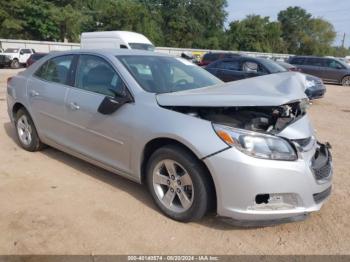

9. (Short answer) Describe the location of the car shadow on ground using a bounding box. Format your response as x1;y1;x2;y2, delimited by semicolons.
4;121;268;230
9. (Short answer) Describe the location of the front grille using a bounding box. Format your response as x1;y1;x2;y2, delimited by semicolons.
311;143;332;181
313;186;332;204
0;55;10;64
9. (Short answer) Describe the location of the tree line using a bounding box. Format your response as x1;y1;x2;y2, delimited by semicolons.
0;0;349;56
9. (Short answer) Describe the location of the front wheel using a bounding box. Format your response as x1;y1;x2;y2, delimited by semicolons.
11;59;20;69
146;145;213;222
341;76;350;86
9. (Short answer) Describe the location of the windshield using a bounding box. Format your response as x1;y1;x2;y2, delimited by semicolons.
4;48;19;53
260;59;287;73
128;43;155;51
118;55;222;93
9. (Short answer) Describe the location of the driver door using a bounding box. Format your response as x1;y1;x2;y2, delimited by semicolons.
63;54;134;174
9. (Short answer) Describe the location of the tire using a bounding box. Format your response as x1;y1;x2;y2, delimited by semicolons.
11;59;20;69
146;145;213;222
341;76;350;86
15;108;44;152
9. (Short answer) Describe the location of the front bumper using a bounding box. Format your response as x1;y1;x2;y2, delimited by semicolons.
204;141;332;222
0;55;11;67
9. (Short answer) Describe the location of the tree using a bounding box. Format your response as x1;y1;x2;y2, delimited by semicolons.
225;15;285;53
278;6;312;54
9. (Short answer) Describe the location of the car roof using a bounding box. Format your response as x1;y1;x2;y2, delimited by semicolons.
47;49;170;57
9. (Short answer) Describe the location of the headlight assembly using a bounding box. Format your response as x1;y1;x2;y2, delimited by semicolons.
213;124;297;161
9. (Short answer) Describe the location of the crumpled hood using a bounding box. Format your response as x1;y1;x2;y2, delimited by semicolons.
157;72;307;107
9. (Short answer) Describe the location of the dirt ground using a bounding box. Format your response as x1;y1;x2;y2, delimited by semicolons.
0;68;349;255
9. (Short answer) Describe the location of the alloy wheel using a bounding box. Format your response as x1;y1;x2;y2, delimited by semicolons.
17;115;32;146
152;159;194;213
342;76;350;86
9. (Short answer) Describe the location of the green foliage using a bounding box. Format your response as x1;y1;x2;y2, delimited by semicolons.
0;1;346;56
226;15;286;53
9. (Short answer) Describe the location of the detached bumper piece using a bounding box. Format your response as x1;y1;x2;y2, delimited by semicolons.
313;186;332;204
311;143;332;181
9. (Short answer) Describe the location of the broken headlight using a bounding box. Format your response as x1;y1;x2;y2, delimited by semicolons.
213;124;297;161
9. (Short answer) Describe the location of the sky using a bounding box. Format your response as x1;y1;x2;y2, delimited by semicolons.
226;0;350;48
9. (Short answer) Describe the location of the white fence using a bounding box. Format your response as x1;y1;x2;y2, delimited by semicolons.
0;38;292;60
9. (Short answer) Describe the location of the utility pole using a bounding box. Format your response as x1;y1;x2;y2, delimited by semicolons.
341;33;346;48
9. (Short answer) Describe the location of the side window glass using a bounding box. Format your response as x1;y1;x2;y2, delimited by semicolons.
22;49;31;54
120;45;128;49
34;55;73;85
218;61;241;71
327;59;343;69
306;58;323;67
75;55;127;97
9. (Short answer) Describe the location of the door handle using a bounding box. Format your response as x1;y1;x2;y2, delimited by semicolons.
69;102;80;110
29;90;39;97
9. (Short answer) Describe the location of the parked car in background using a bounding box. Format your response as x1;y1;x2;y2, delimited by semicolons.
338;57;350;66
0;48;35;68
81;31;155;51
0;48;3;53
198;52;240;67
276;61;301;72
26;52;48;67
205;56;326;100
289;56;350;86
7;49;332;224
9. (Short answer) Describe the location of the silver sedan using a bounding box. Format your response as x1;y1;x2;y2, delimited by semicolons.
6;49;332;224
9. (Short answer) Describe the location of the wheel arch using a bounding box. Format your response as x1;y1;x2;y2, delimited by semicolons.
141;137;217;209
341;75;350;85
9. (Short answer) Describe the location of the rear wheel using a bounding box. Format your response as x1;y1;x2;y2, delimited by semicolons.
15;108;44;151
146;145;213;222
341;76;350;86
11;59;20;69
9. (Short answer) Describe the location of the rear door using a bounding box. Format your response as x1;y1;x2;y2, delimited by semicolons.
63;54;133;173
300;58;324;78
27;55;75;144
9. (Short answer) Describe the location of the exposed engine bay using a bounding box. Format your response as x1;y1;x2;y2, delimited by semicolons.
165;100;307;134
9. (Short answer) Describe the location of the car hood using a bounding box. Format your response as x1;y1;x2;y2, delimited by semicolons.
0;52;16;56
156;72;307;107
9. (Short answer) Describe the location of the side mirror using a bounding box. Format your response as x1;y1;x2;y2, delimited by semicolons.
97;95;132;115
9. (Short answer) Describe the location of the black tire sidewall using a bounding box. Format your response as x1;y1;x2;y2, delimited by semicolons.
342;76;350;86
15;109;42;151
146;145;211;222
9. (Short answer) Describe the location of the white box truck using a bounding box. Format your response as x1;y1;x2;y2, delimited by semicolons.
80;31;155;51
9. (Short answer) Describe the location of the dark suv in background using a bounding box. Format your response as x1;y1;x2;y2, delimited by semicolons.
289;56;350;86
205;56;326;100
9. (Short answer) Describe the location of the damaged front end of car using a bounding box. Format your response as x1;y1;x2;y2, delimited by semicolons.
156;73;333;224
